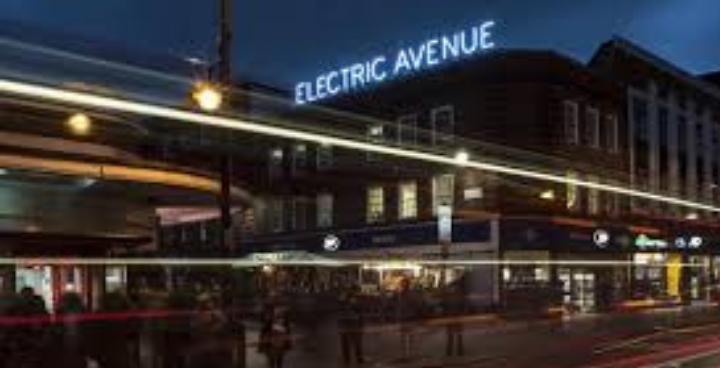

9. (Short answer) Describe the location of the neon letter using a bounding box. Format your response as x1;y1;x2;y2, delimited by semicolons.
316;74;327;99
394;50;411;74
480;21;495;50
295;83;307;105
442;34;460;60
350;63;365;88
371;56;387;81
327;71;340;94
340;67;352;90
426;39;439;66
408;44;426;70
460;27;479;55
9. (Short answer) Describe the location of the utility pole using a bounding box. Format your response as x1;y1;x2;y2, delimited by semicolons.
218;0;233;251
216;2;246;368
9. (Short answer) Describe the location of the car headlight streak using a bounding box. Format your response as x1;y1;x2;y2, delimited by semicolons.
0;78;717;213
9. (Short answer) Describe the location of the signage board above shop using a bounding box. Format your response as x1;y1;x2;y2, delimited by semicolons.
294;21;497;105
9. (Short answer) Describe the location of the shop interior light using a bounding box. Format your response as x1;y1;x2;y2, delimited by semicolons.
685;212;699;220
539;190;555;200
1;78;719;214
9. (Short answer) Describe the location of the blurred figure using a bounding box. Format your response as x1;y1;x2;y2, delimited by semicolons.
258;305;292;368
18;286;48;315
338;293;365;366
48;292;88;368
443;287;464;357
396;278;415;359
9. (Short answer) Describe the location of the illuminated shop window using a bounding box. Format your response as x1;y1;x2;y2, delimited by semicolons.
587;174;600;215
366;186;385;223
398;181;418;219
566;170;580;211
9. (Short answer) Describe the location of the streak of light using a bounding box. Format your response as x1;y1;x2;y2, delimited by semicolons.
0;257;710;268
0;78;718;213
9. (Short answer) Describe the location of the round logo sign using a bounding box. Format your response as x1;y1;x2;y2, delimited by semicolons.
593;229;610;248
323;234;341;252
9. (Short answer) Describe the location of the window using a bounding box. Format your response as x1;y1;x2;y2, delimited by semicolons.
658;107;668;147
431;105;454;146
268;147;284;177
366;124;385;161
678;117;687;153
606;114;619;153
398;114;418;146
563;101;579;144
269;198;284;233
587;174;600;215
291;197;309;231
432;174;455;214
316;193;333;228
566;171;580;212
398;181;418;219
586;107;600;148
632;98;649;141
317;143;333;169
292;143;307;172
366;186;385;223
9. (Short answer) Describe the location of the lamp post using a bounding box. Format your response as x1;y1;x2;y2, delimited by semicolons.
217;0;233;251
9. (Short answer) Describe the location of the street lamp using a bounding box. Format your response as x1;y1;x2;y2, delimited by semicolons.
192;82;224;112
66;113;92;136
454;149;470;164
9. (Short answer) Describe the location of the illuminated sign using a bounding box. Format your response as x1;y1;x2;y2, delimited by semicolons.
674;236;703;249
323;234;341;251
295;21;497;105
634;234;668;249
593;229;610;248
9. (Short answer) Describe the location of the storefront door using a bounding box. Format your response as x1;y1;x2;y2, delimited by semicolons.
559;268;596;313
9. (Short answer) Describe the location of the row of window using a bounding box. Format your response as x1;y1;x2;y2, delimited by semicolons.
368;105;455;148
366;174;455;224
268;143;334;175
563;101;619;153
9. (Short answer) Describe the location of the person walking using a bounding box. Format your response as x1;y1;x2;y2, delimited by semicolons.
258;305;292;368
338;294;365;366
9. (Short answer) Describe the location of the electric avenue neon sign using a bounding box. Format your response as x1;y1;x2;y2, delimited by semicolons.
295;21;497;105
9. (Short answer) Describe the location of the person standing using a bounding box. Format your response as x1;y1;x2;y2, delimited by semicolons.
338;294;365;366
258;306;292;368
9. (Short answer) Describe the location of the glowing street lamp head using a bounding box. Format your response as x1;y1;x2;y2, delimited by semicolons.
454;150;470;164
66;113;92;135
192;83;223;112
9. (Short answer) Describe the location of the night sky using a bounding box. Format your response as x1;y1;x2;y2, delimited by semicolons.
1;0;719;89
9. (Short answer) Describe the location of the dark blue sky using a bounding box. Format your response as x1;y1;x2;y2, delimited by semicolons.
2;0;719;89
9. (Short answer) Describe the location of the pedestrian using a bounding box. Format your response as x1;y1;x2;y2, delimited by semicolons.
258;305;292;368
396;278;415;359
338;294;365;366
443;287;464;357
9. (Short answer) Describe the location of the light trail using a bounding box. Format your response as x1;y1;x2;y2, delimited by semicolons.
0;78;718;213
0;257;709;268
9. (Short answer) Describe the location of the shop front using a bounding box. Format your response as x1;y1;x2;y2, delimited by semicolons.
240;218;499;303
500;217;720;314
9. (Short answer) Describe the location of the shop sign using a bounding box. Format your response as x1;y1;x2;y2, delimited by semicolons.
438;205;453;243
323;234;341;251
634;234;669;250
674;236;703;249
295;21;497;104
593;229;610;248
